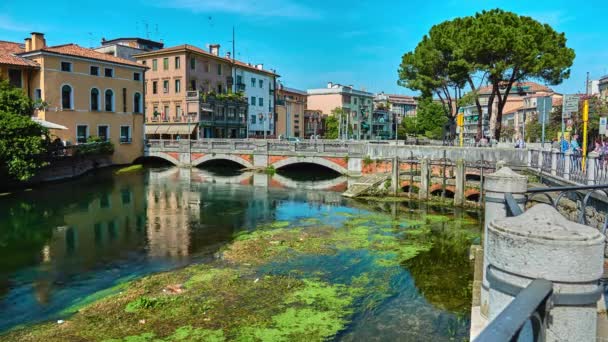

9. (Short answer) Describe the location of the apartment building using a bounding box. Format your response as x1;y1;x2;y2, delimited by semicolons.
303;110;325;138
233;61;278;137
1;32;146;164
135;44;239;138
476;81;558;140
95;37;164;61
307;82;374;140
275;85;306;138
374;93;417;116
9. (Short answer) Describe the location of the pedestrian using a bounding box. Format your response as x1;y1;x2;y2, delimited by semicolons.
560;136;570;153
570;134;581;154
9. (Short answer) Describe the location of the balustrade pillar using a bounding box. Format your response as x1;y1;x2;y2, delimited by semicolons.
391;156;399;195
537;149;543;172
487;204;604;341
481;167;527;318
564;151;572;180
587;152;599;185
551;148;559;176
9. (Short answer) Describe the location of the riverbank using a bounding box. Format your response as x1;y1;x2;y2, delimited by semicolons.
3;202;480;341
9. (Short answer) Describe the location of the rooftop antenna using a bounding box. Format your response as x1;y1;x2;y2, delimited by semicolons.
144;21;150;39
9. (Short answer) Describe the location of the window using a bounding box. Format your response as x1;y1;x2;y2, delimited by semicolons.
122;88;127;112
163;80;169;93
163;57;169;70
105;89;114;111
77;125;88;143
251;115;256;124
217;83;222;94
97;125;109;141
251;78;256;88
175;57;181;69
8;69;21;88
61;84;72;109
133;93;141;113
190;57;195;70
259;79;263;88
217;64;222;75
133;72;141;81
90;66;99;76
190;80;196;91
251;96;256;105
91;88;100;111
34;89;42;101
152;59;158;71
204;62;209;72
236;75;242;84
120;126;131;143
104;68;113;77
61;61;72;72
259;97;264;107
175;79;181;93
152;81;157;94
164;105;170;118
176;105;181;117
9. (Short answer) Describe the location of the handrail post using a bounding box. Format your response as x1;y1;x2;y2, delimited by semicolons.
564;151;572;180
551;148;558;176
537;149;543;173
587;152;599;185
480;167;527;319
419;157;430;200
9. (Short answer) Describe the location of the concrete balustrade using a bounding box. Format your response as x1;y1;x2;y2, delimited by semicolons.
487;204;605;341
480;167;528;318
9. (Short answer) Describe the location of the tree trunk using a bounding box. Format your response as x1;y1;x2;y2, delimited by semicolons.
467;78;484;140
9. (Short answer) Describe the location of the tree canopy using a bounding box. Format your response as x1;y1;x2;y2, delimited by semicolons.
0;80;48;181
398;9;575;140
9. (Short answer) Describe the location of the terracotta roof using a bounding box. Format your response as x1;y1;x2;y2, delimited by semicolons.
478;82;553;95
0;41;39;67
503;105;523;115
22;44;144;68
134;44;278;76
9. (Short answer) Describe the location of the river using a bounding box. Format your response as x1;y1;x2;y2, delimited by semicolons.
0;165;481;340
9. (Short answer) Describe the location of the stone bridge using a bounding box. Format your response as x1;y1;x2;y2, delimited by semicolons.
143;139;528;176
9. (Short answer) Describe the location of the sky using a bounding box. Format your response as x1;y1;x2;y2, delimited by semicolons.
1;0;607;96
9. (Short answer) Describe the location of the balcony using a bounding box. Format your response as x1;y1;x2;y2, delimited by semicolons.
186;90;199;100
236;83;246;92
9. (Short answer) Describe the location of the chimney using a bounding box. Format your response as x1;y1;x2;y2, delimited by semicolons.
24;38;32;52
209;44;220;56
255;63;263;70
226;51;231;59
327;82;333;88
30;32;46;51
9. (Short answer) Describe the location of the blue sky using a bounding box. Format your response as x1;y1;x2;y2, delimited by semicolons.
1;0;606;95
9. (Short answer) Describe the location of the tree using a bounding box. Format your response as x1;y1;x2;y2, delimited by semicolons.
0;80;48;181
465;9;575;140
398;19;470;140
399;98;447;139
324;115;339;139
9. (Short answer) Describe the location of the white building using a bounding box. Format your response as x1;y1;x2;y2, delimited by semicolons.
94;37;164;61
233;62;278;137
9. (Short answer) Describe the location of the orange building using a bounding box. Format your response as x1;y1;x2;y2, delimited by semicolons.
1;32;147;165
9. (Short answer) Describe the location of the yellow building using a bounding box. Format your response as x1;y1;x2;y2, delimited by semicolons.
276;85;306;138
1;33;147;165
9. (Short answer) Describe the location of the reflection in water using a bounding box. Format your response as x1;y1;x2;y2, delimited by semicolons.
0;166;479;340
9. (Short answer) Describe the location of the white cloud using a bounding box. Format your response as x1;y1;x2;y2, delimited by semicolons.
153;0;321;19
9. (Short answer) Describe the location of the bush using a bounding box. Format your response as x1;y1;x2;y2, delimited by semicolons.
73;141;114;156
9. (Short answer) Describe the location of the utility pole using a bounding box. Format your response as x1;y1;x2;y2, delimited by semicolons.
586;71;590;95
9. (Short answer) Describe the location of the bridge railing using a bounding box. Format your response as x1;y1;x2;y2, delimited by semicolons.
527;148;606;186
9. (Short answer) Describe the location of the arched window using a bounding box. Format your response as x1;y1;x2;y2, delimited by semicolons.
61;85;72;109
105;89;114;112
133;92;141;113
91;88;100;111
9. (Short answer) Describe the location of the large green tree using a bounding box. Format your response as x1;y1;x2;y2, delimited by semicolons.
0;80;48;181
465;9;575;140
400;98;447;139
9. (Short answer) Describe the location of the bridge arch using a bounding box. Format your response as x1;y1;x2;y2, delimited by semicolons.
271;156;347;174
192;154;253;169
142;151;180;165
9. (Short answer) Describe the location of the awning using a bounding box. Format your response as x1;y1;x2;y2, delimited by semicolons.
31;117;68;130
145;124;196;135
